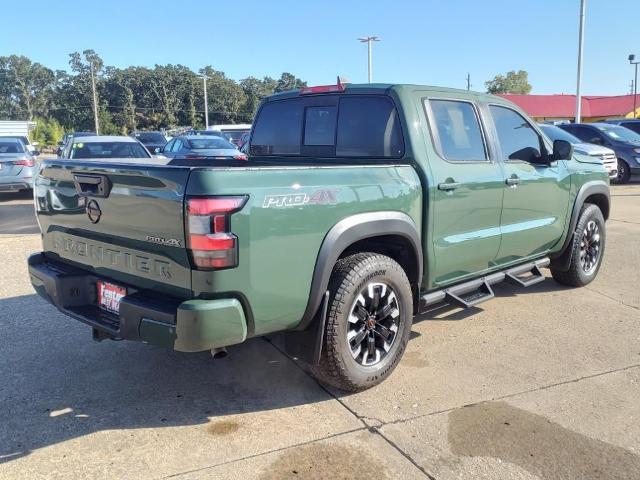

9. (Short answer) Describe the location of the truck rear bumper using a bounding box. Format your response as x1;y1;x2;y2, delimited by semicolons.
28;253;247;352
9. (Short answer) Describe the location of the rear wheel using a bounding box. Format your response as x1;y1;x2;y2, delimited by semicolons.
612;159;630;184
551;203;605;287
310;253;413;392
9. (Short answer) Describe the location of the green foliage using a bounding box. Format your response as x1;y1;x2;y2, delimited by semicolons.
30;117;64;147
0;51;307;133
485;70;532;94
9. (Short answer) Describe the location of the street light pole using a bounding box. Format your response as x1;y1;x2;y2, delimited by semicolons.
200;74;209;129
90;61;100;135
575;0;586;123
358;36;380;83
630;54;639;118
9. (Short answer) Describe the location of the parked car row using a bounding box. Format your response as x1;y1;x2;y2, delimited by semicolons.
538;124;619;180
539;120;640;184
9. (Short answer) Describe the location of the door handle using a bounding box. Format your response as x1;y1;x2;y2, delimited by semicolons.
438;181;461;191
505;176;520;186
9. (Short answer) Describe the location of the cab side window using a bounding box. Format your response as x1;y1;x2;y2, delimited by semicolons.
171;140;183;152
428;99;487;161
490;105;544;163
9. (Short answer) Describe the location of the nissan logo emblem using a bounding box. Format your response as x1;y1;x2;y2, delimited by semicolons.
86;199;102;224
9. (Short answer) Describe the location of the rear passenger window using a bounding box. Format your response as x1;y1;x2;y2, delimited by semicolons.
251;99;303;154
250;95;404;158
304;106;337;146
428;100;486;161
336;97;404;157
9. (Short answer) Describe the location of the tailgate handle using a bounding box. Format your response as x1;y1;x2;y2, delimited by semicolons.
73;174;111;198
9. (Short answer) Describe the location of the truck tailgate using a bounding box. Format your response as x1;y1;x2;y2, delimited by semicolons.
35;159;192;298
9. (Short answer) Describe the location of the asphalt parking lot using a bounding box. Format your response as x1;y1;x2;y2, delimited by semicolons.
0;184;639;480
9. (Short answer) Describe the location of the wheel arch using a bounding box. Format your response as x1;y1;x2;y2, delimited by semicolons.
295;211;423;331
550;180;609;271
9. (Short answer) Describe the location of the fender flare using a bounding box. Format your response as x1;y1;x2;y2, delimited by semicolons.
551;180;610;270
295;211;423;331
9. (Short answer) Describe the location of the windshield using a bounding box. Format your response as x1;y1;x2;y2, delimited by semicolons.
135;132;166;143
539;125;581;144
0;141;25;154
222;130;250;143
189;138;236;150
596;125;640;143
70;141;150;159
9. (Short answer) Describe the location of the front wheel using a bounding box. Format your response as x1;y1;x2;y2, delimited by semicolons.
612;159;630;184
551;203;606;287
310;253;413;392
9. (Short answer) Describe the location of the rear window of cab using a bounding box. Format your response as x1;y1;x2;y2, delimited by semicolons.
250;96;404;159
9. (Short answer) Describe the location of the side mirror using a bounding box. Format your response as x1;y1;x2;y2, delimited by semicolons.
590;137;603;145
154;147;161;153
32;142;39;147
33;150;40;156
553;139;573;160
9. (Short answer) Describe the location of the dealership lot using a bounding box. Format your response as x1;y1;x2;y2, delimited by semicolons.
0;185;639;479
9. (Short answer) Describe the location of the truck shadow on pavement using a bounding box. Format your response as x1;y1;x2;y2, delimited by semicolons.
0;294;329;464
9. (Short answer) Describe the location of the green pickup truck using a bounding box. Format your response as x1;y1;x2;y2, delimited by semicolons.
28;83;610;391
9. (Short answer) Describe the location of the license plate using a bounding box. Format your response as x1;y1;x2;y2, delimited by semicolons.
97;281;127;314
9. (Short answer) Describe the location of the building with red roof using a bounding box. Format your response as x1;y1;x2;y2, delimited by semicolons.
499;93;640;123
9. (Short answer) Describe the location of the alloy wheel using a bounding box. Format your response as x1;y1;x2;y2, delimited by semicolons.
580;220;601;275
347;282;401;366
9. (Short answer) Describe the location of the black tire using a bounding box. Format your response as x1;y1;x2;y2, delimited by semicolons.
612;159;630;184
310;252;413;392
551;203;605;287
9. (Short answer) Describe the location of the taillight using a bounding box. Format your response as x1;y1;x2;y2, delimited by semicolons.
13;158;35;167
234;153;248;161
186;196;247;270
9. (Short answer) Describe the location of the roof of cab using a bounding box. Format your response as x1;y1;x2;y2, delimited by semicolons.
265;83;502;103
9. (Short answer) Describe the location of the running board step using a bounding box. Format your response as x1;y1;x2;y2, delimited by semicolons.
504;264;545;288
445;280;495;308
420;258;550;312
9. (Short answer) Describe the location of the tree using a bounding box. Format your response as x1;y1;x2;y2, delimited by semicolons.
0;51;308;131
31;117;64;147
0;55;55;119
275;72;306;93
485;70;532;94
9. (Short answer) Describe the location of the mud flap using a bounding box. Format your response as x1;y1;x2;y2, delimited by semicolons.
283;291;329;365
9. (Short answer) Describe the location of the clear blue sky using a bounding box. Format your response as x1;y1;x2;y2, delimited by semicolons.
2;0;637;95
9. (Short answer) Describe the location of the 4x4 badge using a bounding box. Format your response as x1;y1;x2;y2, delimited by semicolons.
86;200;101;223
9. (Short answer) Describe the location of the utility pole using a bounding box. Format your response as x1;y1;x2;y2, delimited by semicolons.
630;79;635;96
90;60;100;135
200;74;209;129
574;0;586;123
466;73;472;91
358;36;380;83
630;54;639;118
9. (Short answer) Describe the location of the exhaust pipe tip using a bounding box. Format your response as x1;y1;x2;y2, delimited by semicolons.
211;347;228;359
